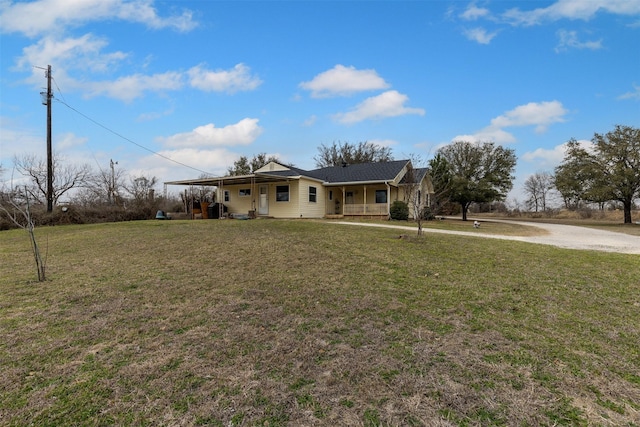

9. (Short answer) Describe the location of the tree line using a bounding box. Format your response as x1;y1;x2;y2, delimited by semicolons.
2;124;638;226
524;125;640;224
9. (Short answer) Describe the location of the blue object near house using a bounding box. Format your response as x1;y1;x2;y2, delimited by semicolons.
155;210;170;220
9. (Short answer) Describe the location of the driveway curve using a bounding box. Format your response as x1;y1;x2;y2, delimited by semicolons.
331;220;640;255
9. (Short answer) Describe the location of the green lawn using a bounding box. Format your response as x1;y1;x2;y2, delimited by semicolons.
1;219;639;426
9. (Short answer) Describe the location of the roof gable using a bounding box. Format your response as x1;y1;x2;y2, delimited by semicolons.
254;161;291;173
399;167;429;184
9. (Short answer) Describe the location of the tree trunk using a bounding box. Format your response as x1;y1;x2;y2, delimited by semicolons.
462;204;469;221
623;200;632;224
25;199;46;281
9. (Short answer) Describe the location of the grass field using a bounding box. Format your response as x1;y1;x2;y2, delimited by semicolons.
1;219;639;426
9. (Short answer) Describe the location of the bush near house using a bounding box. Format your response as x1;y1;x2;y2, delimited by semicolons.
390;200;409;220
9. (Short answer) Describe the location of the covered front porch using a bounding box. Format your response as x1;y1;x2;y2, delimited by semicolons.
325;184;397;218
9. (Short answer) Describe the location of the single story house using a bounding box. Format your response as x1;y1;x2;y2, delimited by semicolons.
165;159;433;219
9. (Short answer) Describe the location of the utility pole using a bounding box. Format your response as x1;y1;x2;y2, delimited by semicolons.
45;65;53;212
109;159;117;204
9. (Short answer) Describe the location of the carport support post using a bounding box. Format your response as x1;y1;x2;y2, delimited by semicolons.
218;179;223;219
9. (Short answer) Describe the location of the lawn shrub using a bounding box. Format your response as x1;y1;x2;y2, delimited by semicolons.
390;200;408;220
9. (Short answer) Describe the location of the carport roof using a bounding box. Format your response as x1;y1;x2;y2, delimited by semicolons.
164;172;303;187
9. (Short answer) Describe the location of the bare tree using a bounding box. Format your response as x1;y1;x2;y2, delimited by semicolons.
14;153;93;207
95;159;126;205
192;174;216;203
523;172;554;212
0;184;46;281
401;156;431;235
314;141;393;168
126;175;158;203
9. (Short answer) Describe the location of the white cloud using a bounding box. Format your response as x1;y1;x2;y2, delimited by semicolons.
453;129;517;144
453;100;568;143
521;145;567;167
333;90;425;124
15;34;129;96
503;0;640;26
521;139;592;167
618;83;640;100
0;0;197;37
56;132;88;150
15;36;264;102
555;30;602;52
158;118;263;148
0;116;44;165
138;148;240;180
85;71;185;102
300;64;390;98
490;101;568;132
463;27;498;44
302;115;317;127
188;63;262;93
460;4;491;20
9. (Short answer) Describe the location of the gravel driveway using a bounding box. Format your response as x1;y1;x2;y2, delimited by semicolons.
332;220;640;255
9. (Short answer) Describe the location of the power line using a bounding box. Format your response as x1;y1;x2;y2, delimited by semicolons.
54;97;214;176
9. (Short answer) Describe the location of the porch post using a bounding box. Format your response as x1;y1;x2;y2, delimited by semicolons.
251;176;256;211
218;179;223;219
342;186;345;215
363;185;367;214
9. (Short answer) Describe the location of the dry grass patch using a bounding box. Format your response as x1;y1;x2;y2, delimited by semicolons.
1;219;639;426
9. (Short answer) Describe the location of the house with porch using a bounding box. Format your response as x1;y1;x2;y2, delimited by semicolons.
165;159;433;219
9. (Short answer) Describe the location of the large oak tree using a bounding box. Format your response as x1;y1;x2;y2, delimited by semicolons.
556;125;640;224
436;141;516;221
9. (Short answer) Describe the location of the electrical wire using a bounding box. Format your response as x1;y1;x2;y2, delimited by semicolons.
54;97;214;176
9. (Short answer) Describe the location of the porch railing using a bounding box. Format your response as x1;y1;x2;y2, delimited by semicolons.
343;203;388;216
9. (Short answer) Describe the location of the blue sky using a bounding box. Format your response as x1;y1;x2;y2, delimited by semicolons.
1;0;639;203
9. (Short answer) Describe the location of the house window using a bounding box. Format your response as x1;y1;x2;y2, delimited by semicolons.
346;191;354;203
309;186;317;203
239;188;251;197
329;190;333;201
224;190;230;202
276;185;289;202
375;189;387;204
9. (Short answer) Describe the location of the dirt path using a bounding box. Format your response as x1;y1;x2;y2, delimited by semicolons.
331;220;640;255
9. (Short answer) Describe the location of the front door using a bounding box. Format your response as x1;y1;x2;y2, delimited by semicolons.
258;185;268;215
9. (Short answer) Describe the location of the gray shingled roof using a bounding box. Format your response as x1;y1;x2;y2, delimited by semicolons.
166;160;414;187
305;159;410;184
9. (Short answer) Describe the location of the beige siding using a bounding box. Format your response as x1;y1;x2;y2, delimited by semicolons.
268;181;299;218
299;179;326;218
254;162;291;173
217;185;256;214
